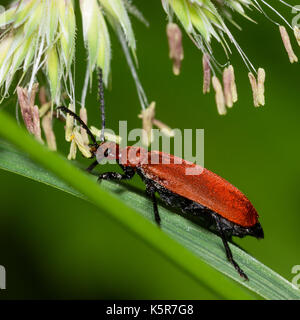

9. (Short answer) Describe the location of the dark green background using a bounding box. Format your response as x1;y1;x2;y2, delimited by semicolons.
0;0;299;299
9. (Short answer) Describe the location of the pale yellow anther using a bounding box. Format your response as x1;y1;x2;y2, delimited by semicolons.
248;72;259;107
228;65;238;103
167;23;184;75
42;111;57;151
139;102;155;146
90;126;122;144
279;25;298;63
73;128;92;158
248;69;266;107
39;102;51;118
138;101;175;145
212;76;226;115
80;107;90;146
68;139;77;160
223;67;233;108
202;54;211;94
65;104;75;142
17;84;43;143
67;127;92;160
294;26;300;47
257;68;266;106
152;119;175;137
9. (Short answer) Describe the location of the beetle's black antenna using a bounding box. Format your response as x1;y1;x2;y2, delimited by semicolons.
98;68;105;143
57;106;97;145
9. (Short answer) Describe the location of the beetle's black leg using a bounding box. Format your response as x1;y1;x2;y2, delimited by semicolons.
214;214;249;281
97;167;135;182
146;182;161;226
86;160;99;173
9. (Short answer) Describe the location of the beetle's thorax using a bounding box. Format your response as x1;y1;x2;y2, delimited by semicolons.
119;146;148;167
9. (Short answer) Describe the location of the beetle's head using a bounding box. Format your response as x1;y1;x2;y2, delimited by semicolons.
94;141;120;163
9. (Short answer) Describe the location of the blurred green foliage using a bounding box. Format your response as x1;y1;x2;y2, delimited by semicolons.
0;0;300;299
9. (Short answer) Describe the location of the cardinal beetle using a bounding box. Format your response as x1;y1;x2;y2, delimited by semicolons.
58;69;264;281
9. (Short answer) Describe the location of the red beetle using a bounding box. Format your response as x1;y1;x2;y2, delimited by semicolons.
58;106;263;281
58;71;263;281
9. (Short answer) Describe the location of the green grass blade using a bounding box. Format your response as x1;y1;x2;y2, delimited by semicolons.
0;111;299;300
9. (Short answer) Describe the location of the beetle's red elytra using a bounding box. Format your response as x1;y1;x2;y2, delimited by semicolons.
96;142;259;228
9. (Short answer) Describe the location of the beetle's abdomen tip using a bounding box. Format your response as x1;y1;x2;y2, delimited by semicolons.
250;222;264;239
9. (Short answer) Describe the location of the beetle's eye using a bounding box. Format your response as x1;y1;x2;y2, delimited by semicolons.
104;148;110;157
